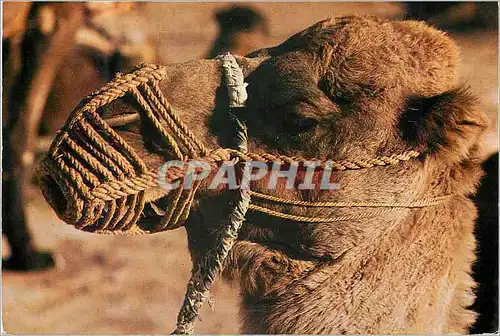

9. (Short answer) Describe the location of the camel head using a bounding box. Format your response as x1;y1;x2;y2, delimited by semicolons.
39;16;488;333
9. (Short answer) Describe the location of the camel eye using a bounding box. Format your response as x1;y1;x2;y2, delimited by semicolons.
270;99;322;134
280;113;318;133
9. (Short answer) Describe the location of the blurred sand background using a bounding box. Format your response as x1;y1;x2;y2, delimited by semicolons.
2;2;498;334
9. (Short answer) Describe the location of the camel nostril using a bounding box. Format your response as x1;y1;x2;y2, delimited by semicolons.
41;174;68;217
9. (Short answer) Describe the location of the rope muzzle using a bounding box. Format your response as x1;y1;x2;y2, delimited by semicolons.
38;63;204;234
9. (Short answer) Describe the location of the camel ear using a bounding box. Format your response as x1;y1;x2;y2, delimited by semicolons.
401;87;489;162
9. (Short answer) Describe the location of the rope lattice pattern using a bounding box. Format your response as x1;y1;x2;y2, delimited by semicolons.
39;63;208;233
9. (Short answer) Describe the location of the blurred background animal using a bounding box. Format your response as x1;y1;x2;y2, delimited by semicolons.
2;2;156;270
206;6;270;58
405;2;498;31
3;2;83;271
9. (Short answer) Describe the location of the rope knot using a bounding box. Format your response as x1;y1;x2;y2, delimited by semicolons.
207;148;232;162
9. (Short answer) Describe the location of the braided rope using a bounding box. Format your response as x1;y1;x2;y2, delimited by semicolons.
109;198;130;231
121;192;147;231
249;205;413;223
73;128;127;179
174;181;251;334
249;190;452;208
141;82;202;158
168;181;202;230
174;62;251;332
83;108;148;174
98;200;117;231
59;151;100;188
64;136;115;181
52;156;92;200
40;63;218;233
76;120;134;177
49;63;167;151
158;183;185;230
222;149;421;170
130;86;184;160
90;173;156;201
149;80;209;156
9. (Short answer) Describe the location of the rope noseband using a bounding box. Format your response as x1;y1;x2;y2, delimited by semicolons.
38;54;452;334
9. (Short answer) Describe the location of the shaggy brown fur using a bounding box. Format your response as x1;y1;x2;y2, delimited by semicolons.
44;16;489;333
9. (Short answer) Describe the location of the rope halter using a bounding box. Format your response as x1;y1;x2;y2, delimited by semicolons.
37;54;452;334
37;58;429;235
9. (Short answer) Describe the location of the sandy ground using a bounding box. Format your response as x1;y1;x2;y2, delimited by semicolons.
2;3;498;334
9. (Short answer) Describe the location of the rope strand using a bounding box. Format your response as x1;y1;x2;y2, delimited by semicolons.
249;190;452;208
174;73;251;332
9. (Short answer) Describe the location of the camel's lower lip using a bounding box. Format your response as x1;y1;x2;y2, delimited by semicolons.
138;195;171;229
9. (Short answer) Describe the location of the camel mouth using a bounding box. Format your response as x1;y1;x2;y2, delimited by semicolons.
37;60;239;236
137;194;175;230
37;148;161;234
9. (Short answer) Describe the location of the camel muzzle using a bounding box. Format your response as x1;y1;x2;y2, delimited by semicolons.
38;57;252;236
37;98;158;233
37;63;197;234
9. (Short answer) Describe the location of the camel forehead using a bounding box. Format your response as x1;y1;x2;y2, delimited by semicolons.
273;16;458;62
255;16;460;98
